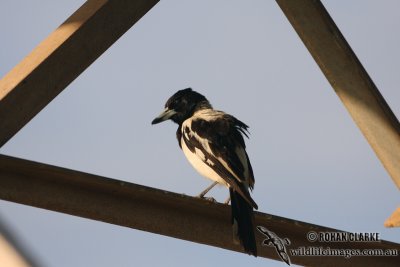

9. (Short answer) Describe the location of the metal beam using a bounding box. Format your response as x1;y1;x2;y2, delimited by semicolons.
1;154;399;266
0;237;32;267
0;218;38;267
0;0;159;147
275;0;400;190
385;207;400;228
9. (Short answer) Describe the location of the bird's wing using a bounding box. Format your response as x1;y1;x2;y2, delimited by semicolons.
181;112;256;208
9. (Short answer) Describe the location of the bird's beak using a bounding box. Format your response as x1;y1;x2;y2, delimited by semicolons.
151;108;177;124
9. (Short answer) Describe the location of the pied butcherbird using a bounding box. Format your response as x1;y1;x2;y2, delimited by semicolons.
151;88;258;256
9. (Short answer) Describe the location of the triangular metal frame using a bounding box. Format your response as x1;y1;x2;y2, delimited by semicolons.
1;0;399;266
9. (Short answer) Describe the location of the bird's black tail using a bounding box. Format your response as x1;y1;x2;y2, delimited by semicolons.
230;188;257;256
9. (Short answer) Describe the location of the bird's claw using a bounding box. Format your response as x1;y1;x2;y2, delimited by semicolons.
197;195;217;203
204;196;217;203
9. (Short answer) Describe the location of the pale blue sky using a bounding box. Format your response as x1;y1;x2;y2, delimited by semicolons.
1;1;399;266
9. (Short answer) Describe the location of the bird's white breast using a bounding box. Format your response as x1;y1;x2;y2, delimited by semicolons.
180;137;229;187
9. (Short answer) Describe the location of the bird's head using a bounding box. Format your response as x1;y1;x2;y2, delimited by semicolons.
151;88;211;125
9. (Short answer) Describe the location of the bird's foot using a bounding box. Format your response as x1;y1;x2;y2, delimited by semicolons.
196;195;217;203
204;196;217;203
197;192;206;198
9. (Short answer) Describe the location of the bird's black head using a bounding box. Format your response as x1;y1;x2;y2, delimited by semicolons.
151;88;212;125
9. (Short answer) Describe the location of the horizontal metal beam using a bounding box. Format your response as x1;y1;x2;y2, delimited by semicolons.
0;0;159;147
275;0;400;190
0;154;399;266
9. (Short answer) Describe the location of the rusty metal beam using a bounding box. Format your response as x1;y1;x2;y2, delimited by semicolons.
275;0;400;190
0;0;159;148
0;154;399;266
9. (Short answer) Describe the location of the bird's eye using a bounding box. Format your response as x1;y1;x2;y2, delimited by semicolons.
172;98;180;107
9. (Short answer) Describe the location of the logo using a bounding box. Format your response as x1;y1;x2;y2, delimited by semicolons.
257;226;291;265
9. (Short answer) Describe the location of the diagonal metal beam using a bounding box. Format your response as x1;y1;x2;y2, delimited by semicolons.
0;218;38;267
0;0;159;148
1;154;399;266
275;0;400;190
385;207;400;228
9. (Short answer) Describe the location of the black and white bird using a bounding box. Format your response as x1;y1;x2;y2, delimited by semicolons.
151;88;258;256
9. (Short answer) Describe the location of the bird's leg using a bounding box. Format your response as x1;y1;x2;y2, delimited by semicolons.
197;181;218;198
197;181;218;202
224;196;231;205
